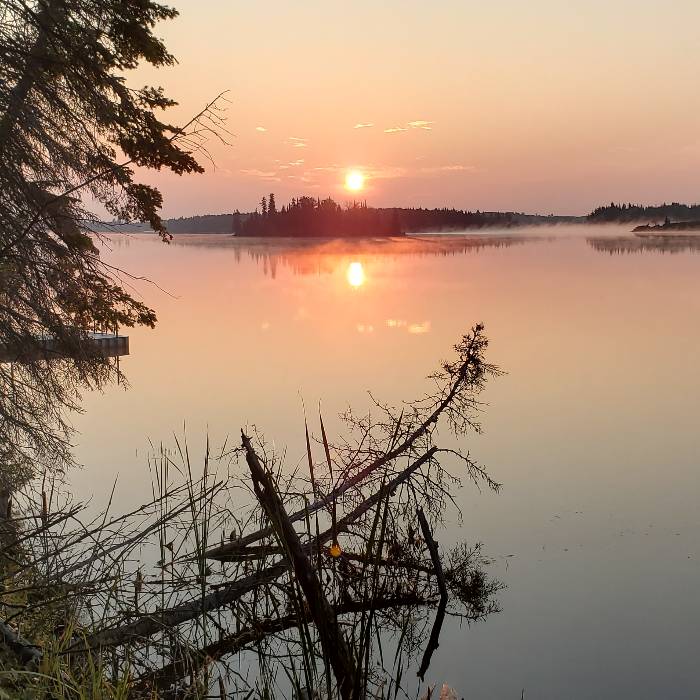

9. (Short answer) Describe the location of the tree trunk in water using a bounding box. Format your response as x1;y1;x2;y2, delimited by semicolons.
242;431;357;700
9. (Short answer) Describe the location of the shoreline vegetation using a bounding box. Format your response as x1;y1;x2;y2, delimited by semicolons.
0;326;504;699
587;202;700;226
230;195;578;237
100;193;580;236
101;198;700;238
4;0;696;696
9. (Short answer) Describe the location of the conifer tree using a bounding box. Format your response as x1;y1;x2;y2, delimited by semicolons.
0;0;215;473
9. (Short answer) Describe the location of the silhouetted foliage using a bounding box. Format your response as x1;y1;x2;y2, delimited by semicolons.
0;0;217;472
108;203;576;235
232;195;563;238
392;206;523;232
0;330;502;699
105;213;242;234
588;201;700;224
234;196;404;237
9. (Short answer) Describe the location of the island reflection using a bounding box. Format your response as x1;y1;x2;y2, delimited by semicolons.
169;233;540;279
588;235;700;256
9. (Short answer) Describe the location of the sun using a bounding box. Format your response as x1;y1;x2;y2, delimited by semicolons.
345;170;365;192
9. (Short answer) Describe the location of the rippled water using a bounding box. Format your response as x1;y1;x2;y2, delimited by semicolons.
77;227;700;699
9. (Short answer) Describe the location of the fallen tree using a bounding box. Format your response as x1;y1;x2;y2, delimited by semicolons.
0;326;503;699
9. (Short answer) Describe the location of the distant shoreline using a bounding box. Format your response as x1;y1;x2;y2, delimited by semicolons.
96;199;700;236
97;213;582;236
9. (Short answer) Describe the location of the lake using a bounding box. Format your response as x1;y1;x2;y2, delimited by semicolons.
77;227;700;699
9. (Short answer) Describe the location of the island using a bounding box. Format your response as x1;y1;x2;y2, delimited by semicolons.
632;218;700;235
234;196;404;237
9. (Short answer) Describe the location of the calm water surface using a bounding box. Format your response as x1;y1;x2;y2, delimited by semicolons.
78;228;700;699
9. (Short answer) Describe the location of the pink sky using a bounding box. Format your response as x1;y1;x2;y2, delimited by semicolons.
131;0;700;217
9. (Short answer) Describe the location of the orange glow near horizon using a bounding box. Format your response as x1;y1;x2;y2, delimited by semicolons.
346;261;366;288
345;170;365;192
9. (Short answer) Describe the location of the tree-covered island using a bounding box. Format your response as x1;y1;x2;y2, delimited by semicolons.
231;194;564;237
234;195;403;237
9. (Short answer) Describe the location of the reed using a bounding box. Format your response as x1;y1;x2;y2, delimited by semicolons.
0;326;503;699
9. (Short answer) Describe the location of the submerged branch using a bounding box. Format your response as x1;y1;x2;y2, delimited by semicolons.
204;325;491;562
243;431;356;699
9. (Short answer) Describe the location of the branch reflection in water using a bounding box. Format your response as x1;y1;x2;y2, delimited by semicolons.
3;325;504;699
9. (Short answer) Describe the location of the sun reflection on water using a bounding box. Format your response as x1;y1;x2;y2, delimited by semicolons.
346;261;366;288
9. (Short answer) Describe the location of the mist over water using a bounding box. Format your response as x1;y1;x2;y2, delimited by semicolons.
78;227;700;699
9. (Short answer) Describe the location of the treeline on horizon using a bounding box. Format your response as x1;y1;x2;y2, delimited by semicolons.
103;199;700;235
232;193;561;237
103;213;235;234
588;202;700;223
115;197;700;236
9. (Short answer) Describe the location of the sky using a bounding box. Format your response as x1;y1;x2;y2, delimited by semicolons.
131;0;700;217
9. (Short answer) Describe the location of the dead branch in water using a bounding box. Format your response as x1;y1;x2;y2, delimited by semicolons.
204;325;499;562
243;430;356;699
0;326;503;699
78;448;439;652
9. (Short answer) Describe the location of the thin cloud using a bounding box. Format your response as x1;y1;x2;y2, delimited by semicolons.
312;164;405;179
240;168;280;181
255;126;267;132
365;165;408;179
354;122;374;129
279;159;305;169
296;162;472;184
288;136;308;148
387;319;430;334
408;120;434;130
421;164;475;173
384;121;433;133
408;321;431;335
364;164;473;179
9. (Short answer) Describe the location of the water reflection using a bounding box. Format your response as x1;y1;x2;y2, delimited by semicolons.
82;228;700;698
588;235;700;255
168;233;537;279
346;261;366;287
